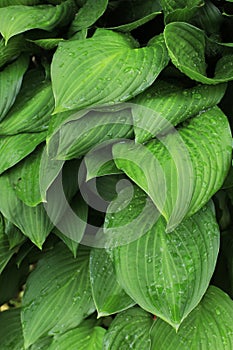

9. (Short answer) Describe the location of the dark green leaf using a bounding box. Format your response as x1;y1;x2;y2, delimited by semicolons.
0;214;16;274
0;309;24;350
0;35;24;68
160;0;203;23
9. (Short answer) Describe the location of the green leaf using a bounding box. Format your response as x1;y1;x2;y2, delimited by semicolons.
131;80;226;143
0;0;41;6
0;173;53;248
90;248;135;317
0;309;24;350
29;337;53;350
0;214;16;274
52;108;133;160
0;131;46;175
21;243;95;348
9;146;44;207
0;71;55;135
54;193;88;257
104;183;220;328
105;0;161;32
0;55;28;123
150;286;233;349
0;0;76;43
160;0;203;23
0;35;24;68
27;37;65;49
4;218;26;249
103;307;153;350
109;188;220;329
113;107;232;230
164;22;233;84
51;30;169;113
69;0;108;34
49;319;106;350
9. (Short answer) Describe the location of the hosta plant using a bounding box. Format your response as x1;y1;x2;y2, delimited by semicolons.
0;0;233;349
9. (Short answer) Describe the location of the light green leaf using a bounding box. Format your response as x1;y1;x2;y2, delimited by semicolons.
22;243;95;348
111;194;220;329
50;319;106;350
0;0;76;43
52;109;133;160
51;30;169;113
0;173;53;248
160;0;203;22
164;22;233;84
54;193;88;257
0;0;40;6
106;0;161;32
113;107;232;230
27;37;65;49
103;307;153;350
0;71;54;135
69;0;108;34
0;55;28;123
0;309;24;350
0;35;24;68
131;81;226;143
0;132;46;175
9;146;44;207
90;248;135;317
151;286;233;349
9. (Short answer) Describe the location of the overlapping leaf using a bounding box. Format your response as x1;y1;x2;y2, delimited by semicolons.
90;248;135;317
50;320;106;350
150;286;233;349
0;173;53;248
0;55;28;123
164;22;233;84
22;243;95;348
107;186;220;329
51;29;169;113
51;108;133;160
0;214;16;273
113;107;232;230
0;35;23;68
0;70;54;135
103;307;153;350
0;131;46;175
132;80;226;142
160;0;203;22
0;0;76;43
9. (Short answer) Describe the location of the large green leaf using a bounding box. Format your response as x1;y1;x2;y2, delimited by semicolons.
109;188;220;329
160;0;203;22
69;0;108;34
0;71;54;135
21;243;95;348
0;0;40;6
0;173;53;248
51;108;133;160
51;30;169;113
113;107;232;230
131;80;226;143
90;248;135;317
150;286;233;349
103;307;153;350
0;309;24;350
105;0;161;32
0;55;28;123
0;0;76;43
49;319;106;350
0;132;46;175
0;35;23;68
164;22;233;84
